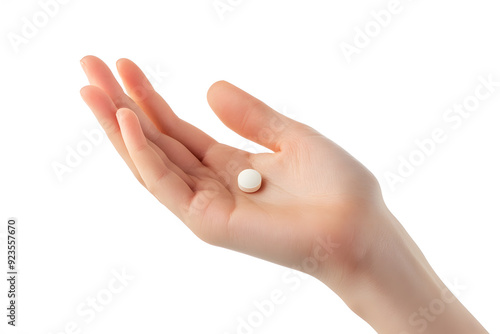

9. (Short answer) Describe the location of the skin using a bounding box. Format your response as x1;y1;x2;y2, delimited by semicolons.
80;56;487;333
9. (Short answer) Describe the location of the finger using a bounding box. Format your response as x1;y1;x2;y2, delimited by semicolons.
80;85;145;186
80;56;160;142
80;56;127;103
150;133;206;176
147;137;196;190
81;86;195;188
81;56;206;174
116;58;217;161
207;81;303;152
117;108;195;220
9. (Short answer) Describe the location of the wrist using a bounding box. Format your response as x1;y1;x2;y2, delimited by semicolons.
319;208;487;333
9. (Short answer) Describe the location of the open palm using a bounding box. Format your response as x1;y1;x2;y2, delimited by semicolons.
80;56;383;280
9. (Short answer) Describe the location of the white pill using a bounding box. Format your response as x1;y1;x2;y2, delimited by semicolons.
238;169;262;193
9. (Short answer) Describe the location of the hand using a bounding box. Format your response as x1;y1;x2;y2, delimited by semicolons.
80;55;382;283
80;56;487;333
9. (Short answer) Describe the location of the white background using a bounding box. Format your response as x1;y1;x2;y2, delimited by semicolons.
1;0;499;333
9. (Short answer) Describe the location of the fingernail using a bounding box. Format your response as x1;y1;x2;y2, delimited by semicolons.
80;57;87;70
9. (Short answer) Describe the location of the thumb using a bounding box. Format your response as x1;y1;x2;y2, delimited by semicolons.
207;80;301;152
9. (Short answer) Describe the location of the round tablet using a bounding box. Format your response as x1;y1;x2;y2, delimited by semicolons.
238;169;262;193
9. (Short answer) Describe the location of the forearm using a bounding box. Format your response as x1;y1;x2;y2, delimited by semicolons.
321;209;488;333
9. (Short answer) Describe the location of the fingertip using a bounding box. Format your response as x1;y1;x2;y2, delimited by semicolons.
80;55;92;66
79;85;90;97
212;80;230;87
116;108;149;151
116;58;126;67
116;58;135;71
116;58;146;85
207;80;230;105
115;108;125;122
116;107;132;123
80;85;99;103
117;107;141;126
208;80;229;93
79;85;106;102
80;55;101;67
